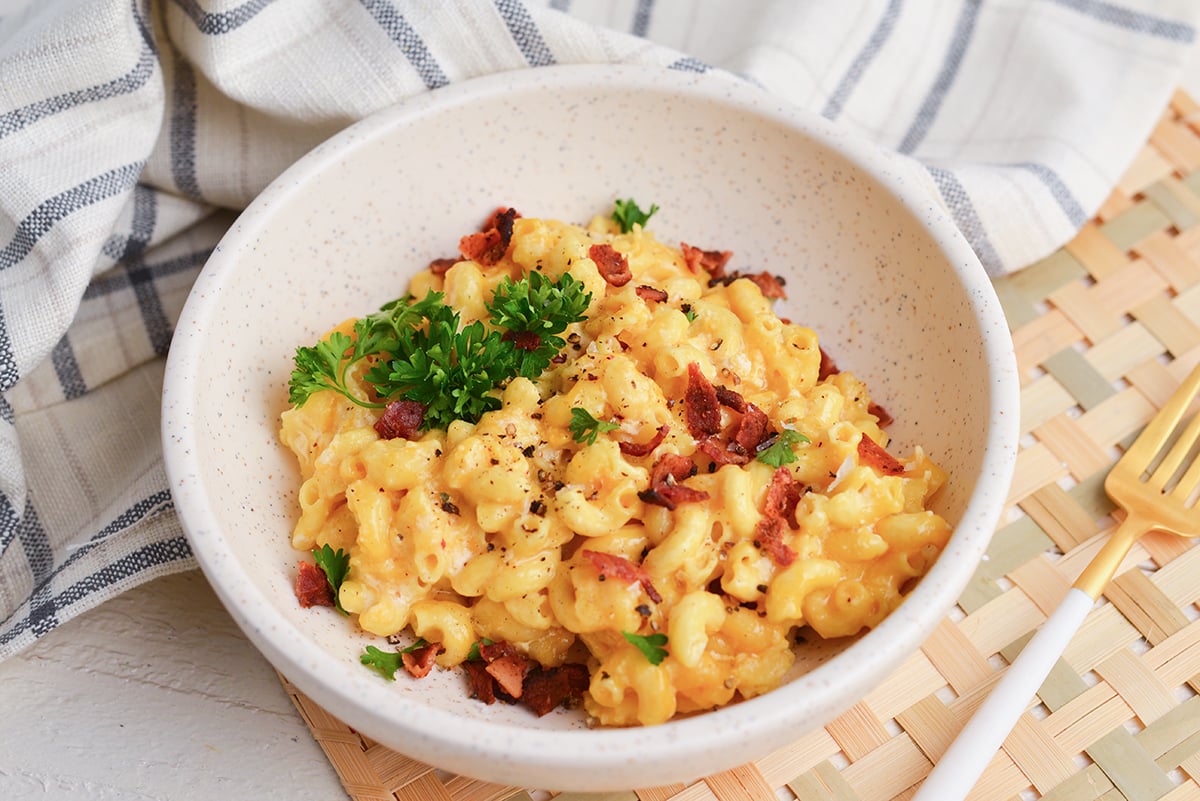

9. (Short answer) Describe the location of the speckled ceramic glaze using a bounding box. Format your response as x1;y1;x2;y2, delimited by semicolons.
161;64;1020;791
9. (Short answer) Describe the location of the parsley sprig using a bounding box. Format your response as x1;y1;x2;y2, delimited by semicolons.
623;631;669;665
289;273;591;431
360;640;430;681
312;544;350;615
569;407;619;445
612;198;659;233
756;429;810;468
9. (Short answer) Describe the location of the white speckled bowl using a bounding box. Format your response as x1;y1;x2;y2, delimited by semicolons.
162;64;1019;791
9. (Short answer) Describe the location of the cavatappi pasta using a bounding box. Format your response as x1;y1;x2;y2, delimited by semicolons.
280;207;951;726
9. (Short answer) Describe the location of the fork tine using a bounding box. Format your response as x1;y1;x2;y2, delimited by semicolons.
1120;363;1200;471
1149;405;1200;491
1170;449;1200;503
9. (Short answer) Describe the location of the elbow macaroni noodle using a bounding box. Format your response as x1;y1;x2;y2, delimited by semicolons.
280;211;951;726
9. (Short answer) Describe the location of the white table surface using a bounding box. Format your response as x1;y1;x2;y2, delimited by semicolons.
0;571;348;800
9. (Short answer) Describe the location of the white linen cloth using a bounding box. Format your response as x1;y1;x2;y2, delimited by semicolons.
0;0;1196;661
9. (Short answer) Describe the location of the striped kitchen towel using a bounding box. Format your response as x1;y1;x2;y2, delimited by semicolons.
0;0;1195;660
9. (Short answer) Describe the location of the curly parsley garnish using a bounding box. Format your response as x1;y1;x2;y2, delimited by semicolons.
569;407;619;445
312;544;350;615
623;631;669;665
360;640;430;680
289;273;591;431
612;198;659;233
755;429;810;468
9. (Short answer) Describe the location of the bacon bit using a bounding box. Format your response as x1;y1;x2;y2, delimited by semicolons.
868;401;893;427
581;550;663;604
818;348;839;381
618;424;669;458
685;362;721;437
485;653;531;699
696;435;750;466
522;664;590;717
429;257;458;275
482;206;521;232
374;399;426;440
635;285;669;303
681;243;733;278
294;561;334;608
502;329;542;351
650;452;697;485
590;243;632;287
478;640;519;663
641;452;708;510
464;660;497;704
640;483;710;510
401;642;444;679
732;403;771;454
764;467;802;526
745;271;787;299
459;207;518;266
755;516;796;566
858;435;905;475
715;386;747;413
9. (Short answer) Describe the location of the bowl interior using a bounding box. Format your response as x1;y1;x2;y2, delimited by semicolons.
163;65;1016;789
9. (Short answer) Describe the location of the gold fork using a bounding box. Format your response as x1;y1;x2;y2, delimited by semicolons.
912;362;1200;800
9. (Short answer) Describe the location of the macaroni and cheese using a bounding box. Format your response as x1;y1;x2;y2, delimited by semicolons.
280;206;951;726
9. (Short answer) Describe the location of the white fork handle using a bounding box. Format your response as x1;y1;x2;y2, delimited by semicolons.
911;588;1096;801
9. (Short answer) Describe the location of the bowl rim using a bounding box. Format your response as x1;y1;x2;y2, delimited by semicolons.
162;62;1020;789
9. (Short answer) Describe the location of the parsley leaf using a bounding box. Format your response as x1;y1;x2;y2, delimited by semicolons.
569;407;619;445
486;271;591;378
755;429;810;467
465;637;496;662
288;293;435;408
360;639;431;680
312;544;350;615
623;631;669;665
612;198;659;233
291;266;591;430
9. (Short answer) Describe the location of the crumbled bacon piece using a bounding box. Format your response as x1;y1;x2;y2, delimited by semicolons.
640;452;708;510
459;207;518;266
745;271;787;299
503;329;541;351
294;561;334;608
649;484;710;509
581;550;664;603
755;516;796;566
696;435;750;466
858;435;905;475
402;642;444;679
374;399;425;440
818;348;839;381
522;664;590;716
478;640;519;662
464;660;497;704
868;401;893;427
635;285;668;303
650;452;696;485
618;424;669;457
429;257;458;275
681;243;733;278
486;653;531;699
763;467;802;527
732;403;771;454
589;243;632;287
685;362;721;437
715;386;747;413
482;206;521;232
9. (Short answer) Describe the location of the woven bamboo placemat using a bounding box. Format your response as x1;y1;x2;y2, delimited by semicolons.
279;90;1200;801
